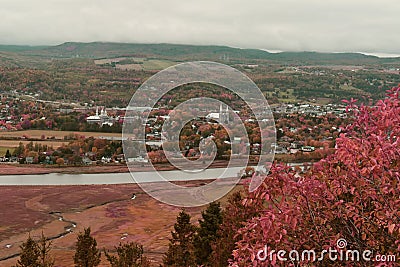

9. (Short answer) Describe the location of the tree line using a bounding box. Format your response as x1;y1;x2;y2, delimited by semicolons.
14;228;150;267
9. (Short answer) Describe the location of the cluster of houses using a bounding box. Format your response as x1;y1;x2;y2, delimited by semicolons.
272;103;348;118
9;154;126;166
0;156;18;163
81;153;125;165
272;141;317;154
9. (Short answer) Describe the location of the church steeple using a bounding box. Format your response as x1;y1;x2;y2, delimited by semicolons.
219;104;229;123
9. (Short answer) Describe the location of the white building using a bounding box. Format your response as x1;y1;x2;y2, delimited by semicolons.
206;104;230;123
86;107;101;124
87;107;115;126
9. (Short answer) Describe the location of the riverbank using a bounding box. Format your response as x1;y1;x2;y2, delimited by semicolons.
0;159;255;176
0;163;130;176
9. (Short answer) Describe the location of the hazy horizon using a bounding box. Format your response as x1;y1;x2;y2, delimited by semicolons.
1;41;400;58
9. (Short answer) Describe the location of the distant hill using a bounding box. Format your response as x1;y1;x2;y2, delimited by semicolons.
19;42;274;61
268;51;397;65
1;42;400;65
0;45;49;52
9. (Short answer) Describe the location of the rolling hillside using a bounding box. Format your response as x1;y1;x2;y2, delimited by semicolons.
1;42;400;65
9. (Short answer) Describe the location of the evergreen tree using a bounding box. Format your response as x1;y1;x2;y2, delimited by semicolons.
209;191;262;267
37;232;54;267
104;242;150;267
73;228;101;267
13;142;24;157
163;210;197;267
14;235;40;267
5;149;11;158
193;202;223;266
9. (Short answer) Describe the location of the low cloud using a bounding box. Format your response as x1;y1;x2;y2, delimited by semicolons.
1;0;399;53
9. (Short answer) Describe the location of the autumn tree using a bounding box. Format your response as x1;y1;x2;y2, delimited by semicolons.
55;158;64;166
104;242;151;267
74;228;101;267
163;210;197;267
193;202;223;266
233;86;400;266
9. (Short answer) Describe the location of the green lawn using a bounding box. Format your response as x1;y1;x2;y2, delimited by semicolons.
266;88;297;103
142;59;176;70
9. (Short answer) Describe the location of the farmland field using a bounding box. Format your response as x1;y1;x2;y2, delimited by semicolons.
0;130;123;152
0;130;122;140
142;59;176;70
0;140;68;149
94;56;176;71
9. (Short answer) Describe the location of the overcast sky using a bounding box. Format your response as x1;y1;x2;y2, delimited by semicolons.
1;0;400;54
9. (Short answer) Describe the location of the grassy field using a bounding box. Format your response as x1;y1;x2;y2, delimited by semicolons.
142;59;176;70
265;88;297;103
0;130;122;152
115;63;142;70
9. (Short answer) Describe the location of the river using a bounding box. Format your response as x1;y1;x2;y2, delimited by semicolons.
0;167;245;185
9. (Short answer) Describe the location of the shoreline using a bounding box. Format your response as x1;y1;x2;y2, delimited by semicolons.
0;159;312;176
0;160;250;176
0;164;130;176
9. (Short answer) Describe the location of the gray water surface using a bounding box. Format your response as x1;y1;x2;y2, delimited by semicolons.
0;167;244;185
